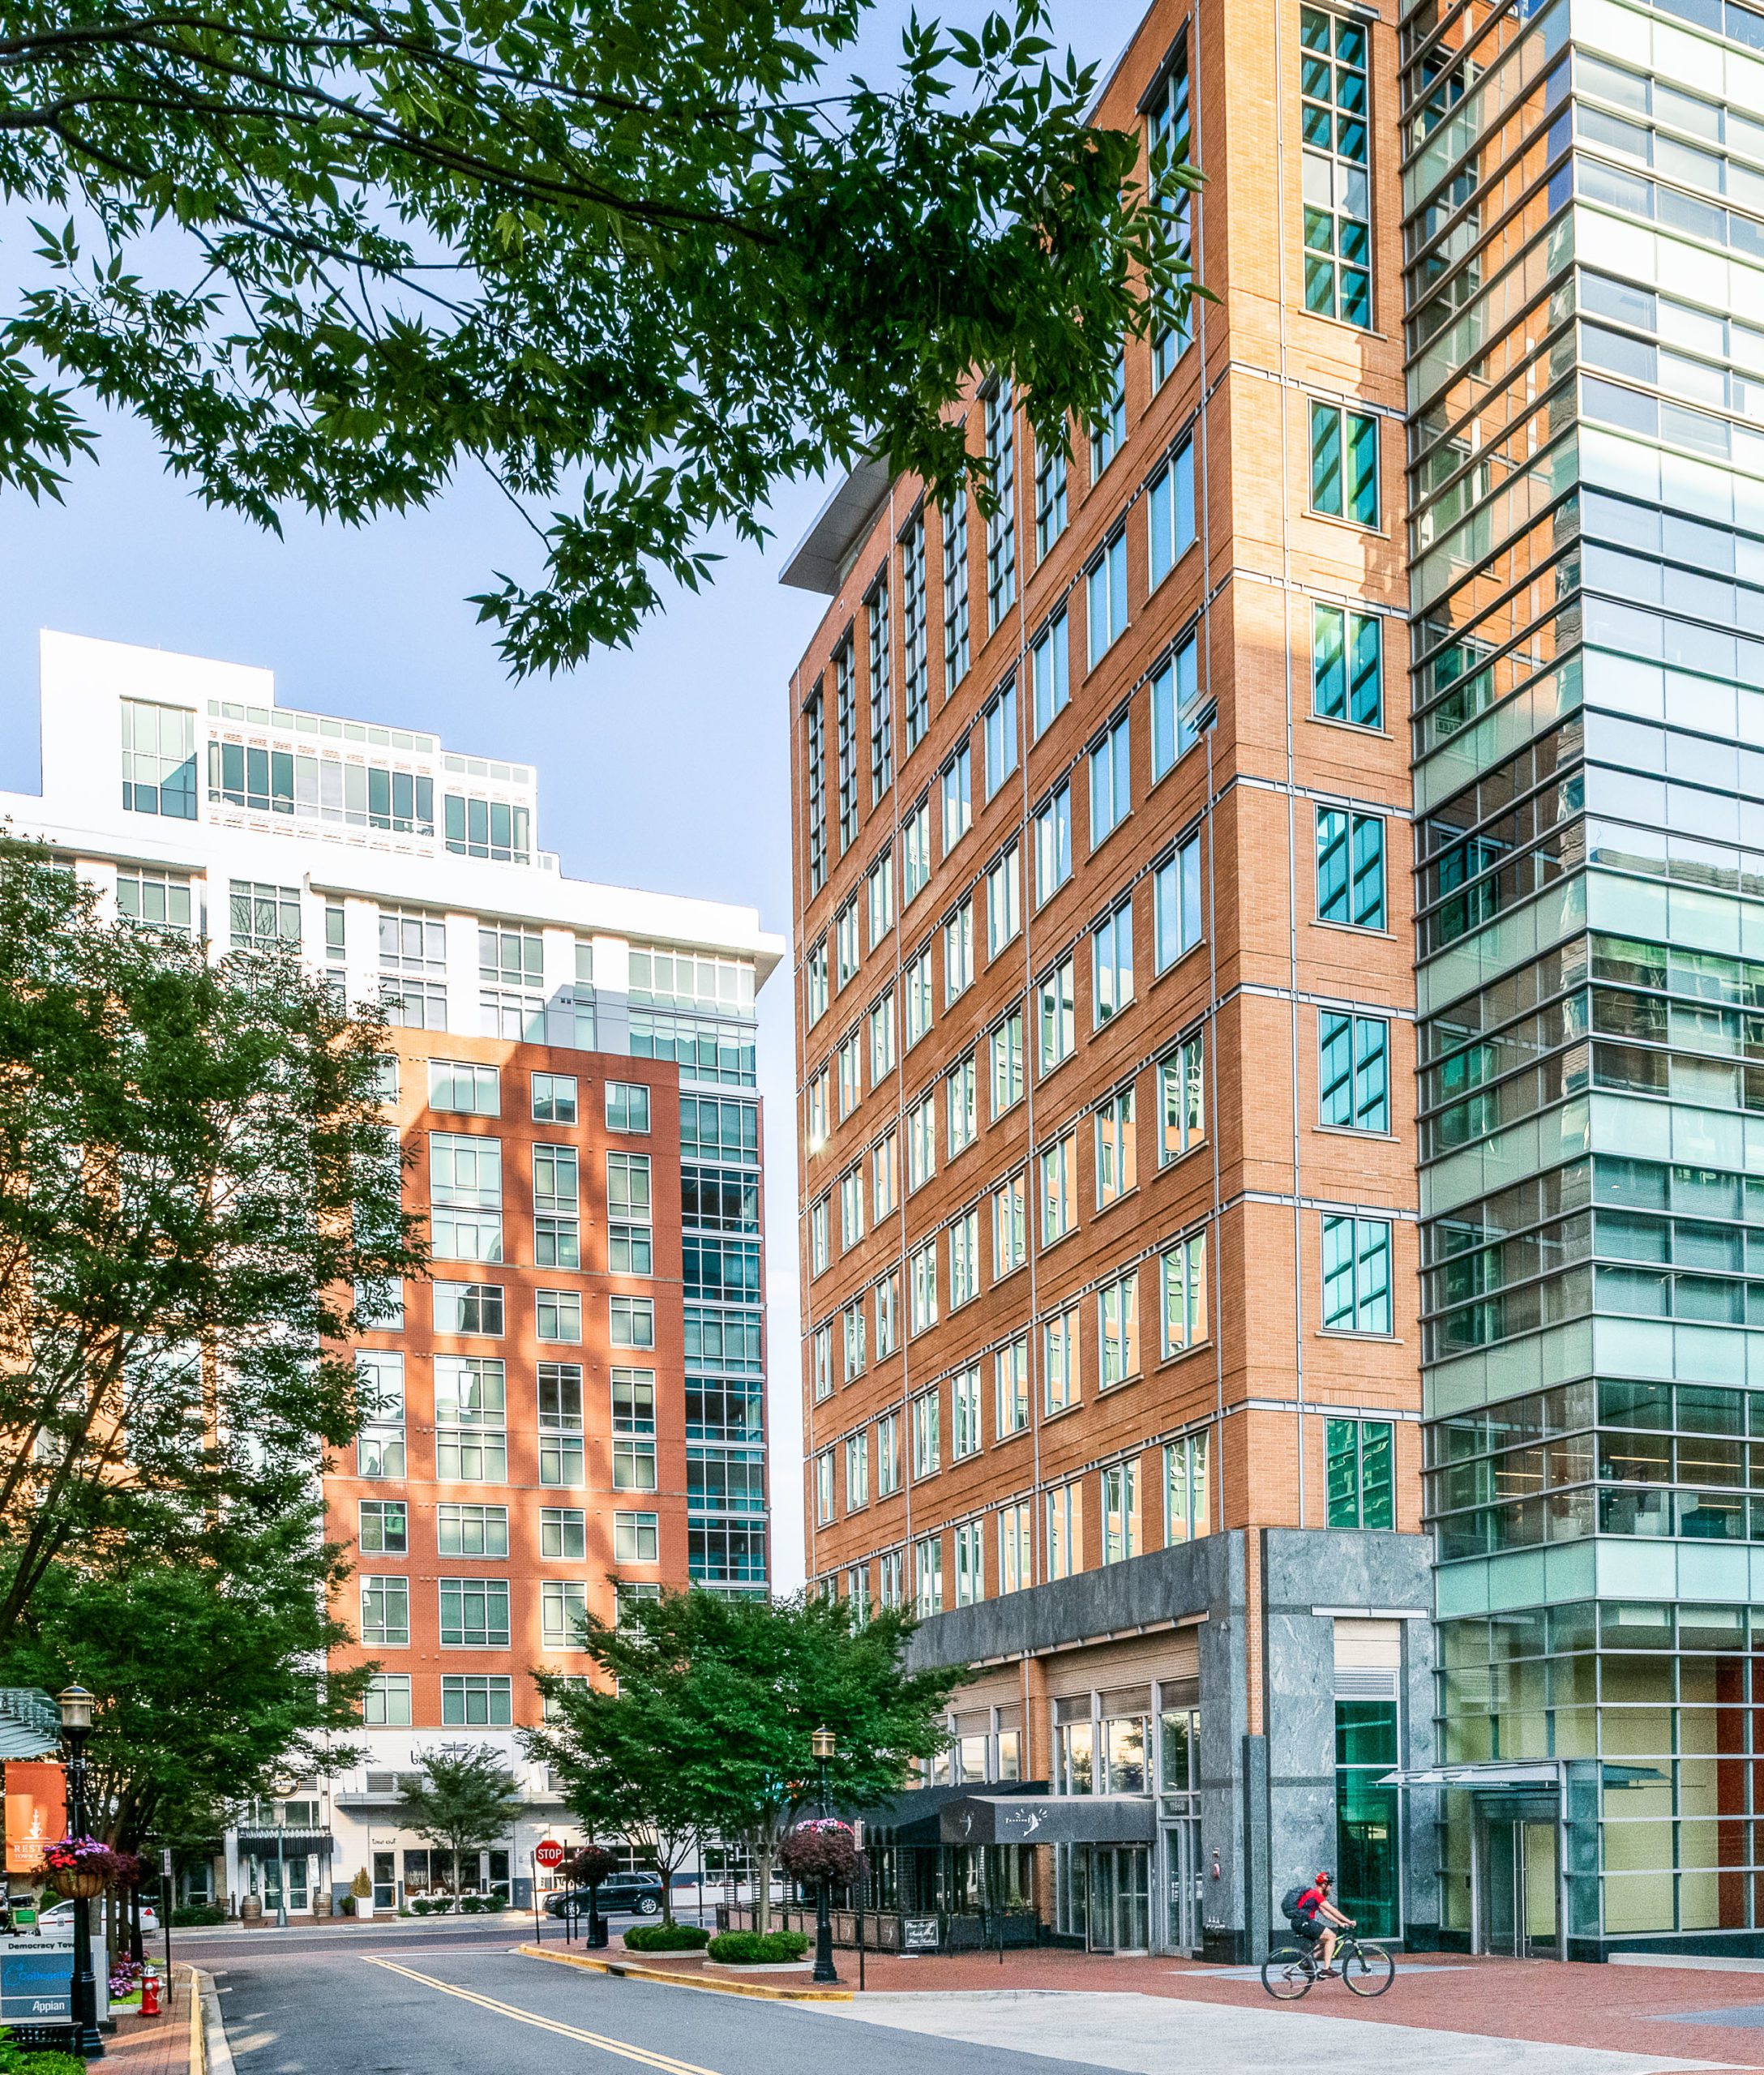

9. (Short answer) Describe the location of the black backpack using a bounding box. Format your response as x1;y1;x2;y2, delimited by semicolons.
1280;1885;1308;1920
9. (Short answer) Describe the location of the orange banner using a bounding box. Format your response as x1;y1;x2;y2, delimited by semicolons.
5;1763;65;1876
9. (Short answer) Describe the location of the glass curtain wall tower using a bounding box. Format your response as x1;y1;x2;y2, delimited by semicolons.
1407;0;1764;1955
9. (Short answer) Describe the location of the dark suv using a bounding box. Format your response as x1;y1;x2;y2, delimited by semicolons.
546;1872;665;1918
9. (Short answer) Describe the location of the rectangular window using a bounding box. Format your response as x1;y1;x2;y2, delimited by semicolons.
905;947;933;1048
835;639;859;853
944;902;974;1003
1086;533;1128;667
815;1448;836;1525
811;1321;833;1401
360;1577;409;1648
869;995;897;1092
838;1032;863;1120
983;680;1017;799
807;1068;830;1151
987;844;1021;957
943;494;970;691
902;512;930;750
877;1547;904;1607
358;1500;407;1555
433;1282;503;1336
1034;435;1068;559
946;1053;978;1157
1316;808;1386;928
612;1367;659;1492
435;1356;507;1481
909;1239;939;1335
1320;1011;1389;1131
1032;612;1069;736
611;1296;655;1349
809;1198;829;1277
1321;1214;1393;1333
1148;438;1196;588
836;899;860;989
1098;1272;1139;1386
990;1009;1025;1118
871;1128;899;1220
876;1273;900;1360
845;1430;870;1512
115;867;195;935
1102;1460;1138;1563
1038;958;1076;1075
995;1337;1030;1435
1044;1305;1080;1414
1309;400;1379;524
537;1288;584;1342
533;1143;580;1270
1325;1418;1394;1529
985;382;1017;627
1312;603;1382;727
1092;901;1135;1026
430;1132;503;1264
1047;1478;1083;1581
606;1081;649;1132
437;1503;509;1558
1150;631;1204;780
1166;1430;1210;1542
121;699;197;819
867;849;895;949
868;578;893;804
940;743;972;854
950;1209;981;1308
1034;786;1073;905
839;1164;864;1249
914;1534;944;1617
1095;1087;1137;1208
952;1365;983;1461
1300;7;1372;328
1090;345;1126;478
907;1091;936;1192
608;1153;653;1276
876;1410;901;1496
1148;46;1193;382
805;682;826;895
615;1510;659;1563
953;1518;985;1607
992;1172;1026;1279
356;1350;405;1478
1154;833;1203;969
531;1072;577;1124
229;880;302;952
912;1385;941;1478
1159;1034;1205;1163
439;1577;510;1649
541;1507;586;1559
1089;711;1131;846
1000;1502;1033;1594
842;1300;867;1382
478;925;545;1042
1162;1231;1208;1354
903;799;931;904
806;939;828;1026
363;1673;412;1726
442;1674;513;1727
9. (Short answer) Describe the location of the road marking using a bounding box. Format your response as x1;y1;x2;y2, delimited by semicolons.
362;1957;724;2073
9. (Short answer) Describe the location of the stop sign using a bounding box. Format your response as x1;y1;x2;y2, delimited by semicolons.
535;1839;565;1869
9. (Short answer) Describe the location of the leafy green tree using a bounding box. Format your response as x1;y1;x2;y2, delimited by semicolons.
525;1589;963;1930
0;0;1198;672
0;835;422;1646
393;1746;528;1897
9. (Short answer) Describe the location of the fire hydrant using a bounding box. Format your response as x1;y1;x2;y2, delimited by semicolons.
140;1970;161;2018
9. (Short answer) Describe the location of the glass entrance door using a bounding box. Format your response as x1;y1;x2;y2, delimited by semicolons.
1477;1806;1560;1958
1086;1847;1150;1953
1160;1821;1201;1953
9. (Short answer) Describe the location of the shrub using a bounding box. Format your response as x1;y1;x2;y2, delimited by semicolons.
0;2031;83;2075
485;1893;507;1913
623;1923;710;1953
338;1895;357;1916
350;1868;371;1901
706;1930;810;1966
458;1895;486;1915
169;1905;225;1927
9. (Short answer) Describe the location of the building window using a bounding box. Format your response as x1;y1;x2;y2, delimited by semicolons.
911;1386;940;1478
1320;1011;1389;1132
612;1367;658;1491
364;1673;412;1726
1153;834;1202;970
1336;1698;1400;1939
995;1338;1029;1436
379;906;447;1029
835;640;859;853
1300;7;1372;328
946;1053;978;1157
1151;631;1205;780
909;1239;939;1335
868;578;893;804
811;1323;833;1403
987;843;1022;957
614;1510;659;1564
532;1144;581;1269
838;1164;864;1251
1093;901;1135;1026
1090;345;1126;479
1047;1479;1083;1580
1034;434;1068;559
805;682;826;894
430;1132;503;1264
991;1009;1025;1118
1166;1431;1210;1542
435;1356;507;1480
1040;1130;1077;1245
871;1130;898;1221
953;1366;983;1461
602;1082;650;1134
433;1281;503;1336
953;1519;985;1606
536;1288;583;1342
122;699;199;818
950;1209;980;1307
1312;603;1382;727
1147;48;1193;382
993;1172;1027;1279
1309;400;1379;524
943;493;970;691
1090;712;1131;847
914;1534;944;1617
845;1429;871;1512
867;849;895;950
815;1448;836;1526
438;1503;508;1557
1095;1088;1137;1209
539;1363;585;1487
901;511;931;751
360;1577;409;1648
115;867;195;935
1321;1214;1392;1333
835;899;860;990
1148;438;1196;588
983;678;1018;798
1032;611;1069;736
1102;1461;1138;1563
358;1500;407;1555
355;1350;405;1478
1317;808;1385;929
1162;1231;1207;1354
440;1577;511;1649
1098;1272;1140;1387
805;939;828;1027
229;880;300;952
610;1295;654;1350
427;1061;498;1117
1000;1503;1033;1594
940;742;972;854
901;944;931;1048
1326;1418;1394;1528
876;1547;904;1608
876;1410;901;1496
442;1675;512;1727
1035;786;1073;905
608;1152;653;1275
542;1508;587;1560
903;798;931;904
1043;1306;1080;1414
443;792;529;861
478;924;545;1041
876;1273;899;1360
907;1091;936;1192
837;1031;861;1120
985;382;1017;628
1086;532;1129;667
1038;958;1076;1075
1159;1036;1205;1163
944;903;974;1003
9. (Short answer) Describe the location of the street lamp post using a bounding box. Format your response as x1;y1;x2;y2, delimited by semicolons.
58;1684;104;2062
810;1726;837;1987
268;1775;296;1931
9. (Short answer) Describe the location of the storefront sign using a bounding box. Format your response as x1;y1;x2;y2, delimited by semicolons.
901;1915;940;1953
4;1765;64;1876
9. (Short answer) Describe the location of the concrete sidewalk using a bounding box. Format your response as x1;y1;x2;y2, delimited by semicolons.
101;1964;203;2075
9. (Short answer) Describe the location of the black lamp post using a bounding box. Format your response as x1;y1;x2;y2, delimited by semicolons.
810;1726;838;1986
58;1684;104;2062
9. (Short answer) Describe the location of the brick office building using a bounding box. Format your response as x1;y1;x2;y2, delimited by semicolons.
785;0;1436;1961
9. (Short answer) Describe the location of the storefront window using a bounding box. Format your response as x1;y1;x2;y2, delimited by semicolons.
1054;1702;1094;1794
1334;1700;1398;1939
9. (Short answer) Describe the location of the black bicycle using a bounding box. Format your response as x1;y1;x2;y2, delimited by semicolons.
1261;1923;1395;2000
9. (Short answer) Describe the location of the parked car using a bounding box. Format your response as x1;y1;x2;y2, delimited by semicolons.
546;1872;666;1919
37;1897;161;1934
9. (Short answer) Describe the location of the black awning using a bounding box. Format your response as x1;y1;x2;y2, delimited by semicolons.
938;1795;1156;1846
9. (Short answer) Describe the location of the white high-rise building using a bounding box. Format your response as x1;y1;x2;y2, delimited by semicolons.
2;630;783;1919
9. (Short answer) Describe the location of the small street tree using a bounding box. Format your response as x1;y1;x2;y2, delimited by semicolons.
393;1748;526;1897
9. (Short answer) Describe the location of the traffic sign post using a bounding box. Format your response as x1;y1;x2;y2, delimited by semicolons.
533;1838;563;1946
160;1849;172;1992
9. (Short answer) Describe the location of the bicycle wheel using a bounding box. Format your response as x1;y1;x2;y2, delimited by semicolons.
1261;1945;1316;2000
1340;1941;1395;1997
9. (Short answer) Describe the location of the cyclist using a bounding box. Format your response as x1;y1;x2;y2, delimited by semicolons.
1287;1870;1354;1974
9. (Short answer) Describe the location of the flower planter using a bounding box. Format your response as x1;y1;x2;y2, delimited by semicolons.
49;1871;105;1901
701;1958;815;1974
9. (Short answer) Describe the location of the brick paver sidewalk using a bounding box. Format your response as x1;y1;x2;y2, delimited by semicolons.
102;1964;200;2075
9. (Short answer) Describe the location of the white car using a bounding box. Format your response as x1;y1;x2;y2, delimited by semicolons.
36;1897;161;1934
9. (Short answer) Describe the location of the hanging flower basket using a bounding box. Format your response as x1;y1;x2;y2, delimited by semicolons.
42;1837;126;1897
778;1820;861;1885
49;1868;105;1900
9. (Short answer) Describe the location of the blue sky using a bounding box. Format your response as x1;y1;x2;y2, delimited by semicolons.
0;0;1148;1589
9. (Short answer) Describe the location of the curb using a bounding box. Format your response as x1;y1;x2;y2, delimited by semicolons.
516;1942;853;2003
193;1967;236;2075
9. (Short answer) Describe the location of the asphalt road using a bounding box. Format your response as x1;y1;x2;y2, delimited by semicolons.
208;1936;1102;2075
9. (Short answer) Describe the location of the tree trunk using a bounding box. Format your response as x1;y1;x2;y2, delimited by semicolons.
754;1843;773;1935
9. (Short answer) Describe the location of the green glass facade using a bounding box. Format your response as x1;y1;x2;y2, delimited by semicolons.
1407;0;1764;1949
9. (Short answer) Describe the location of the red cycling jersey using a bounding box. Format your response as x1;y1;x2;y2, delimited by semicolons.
1295;1886;1327;1920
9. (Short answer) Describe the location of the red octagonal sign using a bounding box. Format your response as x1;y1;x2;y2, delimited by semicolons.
535;1839;565;1869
